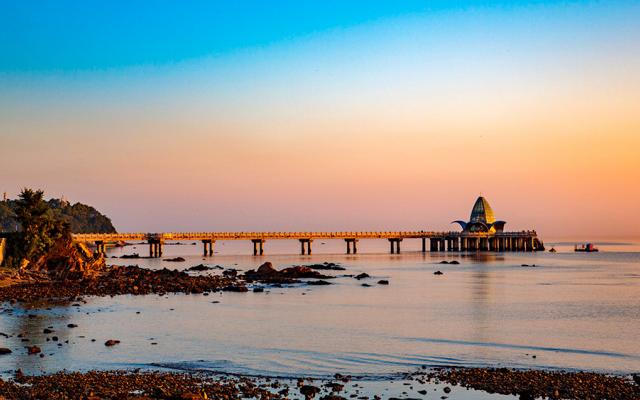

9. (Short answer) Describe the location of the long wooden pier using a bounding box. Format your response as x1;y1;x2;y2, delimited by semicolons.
73;230;544;257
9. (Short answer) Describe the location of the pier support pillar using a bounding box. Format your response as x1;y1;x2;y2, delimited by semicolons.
202;240;214;256
430;238;437;252
345;239;358;254
94;241;106;256
299;239;313;255
388;238;402;254
148;239;162;258
421;237;426;253
252;239;265;256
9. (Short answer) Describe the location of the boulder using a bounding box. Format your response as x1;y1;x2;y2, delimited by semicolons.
256;262;278;276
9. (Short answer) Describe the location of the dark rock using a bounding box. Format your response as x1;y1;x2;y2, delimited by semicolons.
186;264;222;271
306;262;346;271
439;261;449;264
67;324;78;328
120;253;140;259
308;280;332;286
0;348;12;355
361;283;371;287
222;285;248;292
300;384;320;398
325;382;344;392
354;273;370;280
163;257;185;262
104;340;120;347
27;345;41;355
443;386;451;393
43;328;54;334
377;280;389;285
449;260;460;264
253;287;264;293
434;271;444;275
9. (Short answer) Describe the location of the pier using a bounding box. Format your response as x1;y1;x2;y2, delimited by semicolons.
73;197;543;257
74;230;543;257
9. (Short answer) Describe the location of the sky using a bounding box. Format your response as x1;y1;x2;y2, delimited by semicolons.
1;1;639;239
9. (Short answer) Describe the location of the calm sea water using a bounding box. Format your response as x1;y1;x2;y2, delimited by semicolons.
1;239;639;382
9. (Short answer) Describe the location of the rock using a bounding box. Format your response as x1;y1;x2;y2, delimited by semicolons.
443;386;451;393
449;260;460;265
222;285;248;292
120;253;141;259
27;345;41;355
354;273;370;280
253;287;264;293
186;264;221;271
307;280;332;285
300;384;320;398
0;348;12;355
439;261;449;264
245;263;331;283
67;324;78;328
104;339;120;347
434;271;444;275
43;328;54;334
306;262;346;271
325;382;344;392
518;390;534;400
377;280;389;285
361;283;371;287
164;257;186;262
257;262;278;275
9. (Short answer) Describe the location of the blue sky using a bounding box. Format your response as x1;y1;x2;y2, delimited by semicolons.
3;1;636;73
1;1;639;236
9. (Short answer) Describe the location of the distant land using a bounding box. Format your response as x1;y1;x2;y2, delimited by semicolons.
0;197;116;234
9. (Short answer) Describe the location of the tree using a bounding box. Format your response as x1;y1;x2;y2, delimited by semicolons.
4;189;71;268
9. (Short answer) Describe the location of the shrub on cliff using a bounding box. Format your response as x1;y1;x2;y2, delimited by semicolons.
0;195;115;234
3;189;71;269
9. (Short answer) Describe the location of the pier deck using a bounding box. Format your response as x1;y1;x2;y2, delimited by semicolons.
73;231;543;257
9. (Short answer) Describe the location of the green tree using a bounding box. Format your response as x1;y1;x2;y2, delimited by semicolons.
4;189;71;268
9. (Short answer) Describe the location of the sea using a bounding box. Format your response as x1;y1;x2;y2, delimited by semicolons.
1;239;639;398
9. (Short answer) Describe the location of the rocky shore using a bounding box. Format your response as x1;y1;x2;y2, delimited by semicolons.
0;367;637;399
0;265;244;303
417;367;640;400
0;370;283;400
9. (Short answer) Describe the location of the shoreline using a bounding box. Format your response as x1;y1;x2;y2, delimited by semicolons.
0;367;637;399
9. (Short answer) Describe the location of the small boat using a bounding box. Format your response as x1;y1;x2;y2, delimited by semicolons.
549;247;557;253
575;243;599;252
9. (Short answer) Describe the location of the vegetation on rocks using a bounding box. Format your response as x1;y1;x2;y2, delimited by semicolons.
0;192;115;234
1;189;105;276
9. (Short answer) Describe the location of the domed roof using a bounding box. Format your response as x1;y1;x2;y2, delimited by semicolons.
469;196;495;225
